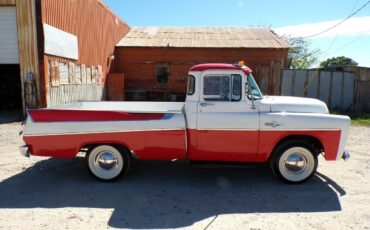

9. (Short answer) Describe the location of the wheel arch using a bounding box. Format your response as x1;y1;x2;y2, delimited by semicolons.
269;134;324;160
80;142;134;158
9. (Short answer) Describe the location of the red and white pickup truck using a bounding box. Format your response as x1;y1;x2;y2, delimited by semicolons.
20;63;351;183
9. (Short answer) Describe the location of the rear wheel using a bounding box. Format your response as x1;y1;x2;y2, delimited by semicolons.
86;145;131;181
270;141;318;184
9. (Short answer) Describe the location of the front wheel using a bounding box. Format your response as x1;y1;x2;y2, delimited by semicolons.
270;141;318;184
86;145;131;181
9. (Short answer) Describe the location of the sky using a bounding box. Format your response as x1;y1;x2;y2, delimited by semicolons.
104;0;370;67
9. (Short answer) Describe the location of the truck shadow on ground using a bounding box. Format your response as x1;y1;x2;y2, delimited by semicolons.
0;158;345;229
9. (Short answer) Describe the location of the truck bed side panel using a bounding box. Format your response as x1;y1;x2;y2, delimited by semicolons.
23;111;187;160
24;130;186;160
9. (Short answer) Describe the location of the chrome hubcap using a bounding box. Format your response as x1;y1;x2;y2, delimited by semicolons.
284;153;307;174
95;151;118;170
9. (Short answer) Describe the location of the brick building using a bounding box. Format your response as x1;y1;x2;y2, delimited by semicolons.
112;27;290;101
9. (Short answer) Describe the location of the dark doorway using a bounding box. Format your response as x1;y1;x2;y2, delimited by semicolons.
0;64;22;122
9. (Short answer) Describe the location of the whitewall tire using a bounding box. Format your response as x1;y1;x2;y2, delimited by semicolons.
86;145;130;181
270;141;318;184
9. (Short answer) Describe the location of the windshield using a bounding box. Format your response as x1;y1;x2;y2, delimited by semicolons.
247;74;263;100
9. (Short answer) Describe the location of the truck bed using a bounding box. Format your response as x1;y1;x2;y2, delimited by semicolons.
23;102;187;159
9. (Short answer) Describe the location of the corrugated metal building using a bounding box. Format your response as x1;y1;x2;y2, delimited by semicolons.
0;0;129;115
0;0;290;112
112;27;290;101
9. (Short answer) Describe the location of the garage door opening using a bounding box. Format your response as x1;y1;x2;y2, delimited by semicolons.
0;6;22;122
0;64;22;122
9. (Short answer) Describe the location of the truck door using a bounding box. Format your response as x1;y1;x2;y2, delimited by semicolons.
191;73;259;162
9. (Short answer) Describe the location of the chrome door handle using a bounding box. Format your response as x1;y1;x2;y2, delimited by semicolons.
200;102;214;107
264;121;285;128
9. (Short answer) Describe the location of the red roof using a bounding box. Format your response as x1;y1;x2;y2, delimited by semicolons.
190;63;252;75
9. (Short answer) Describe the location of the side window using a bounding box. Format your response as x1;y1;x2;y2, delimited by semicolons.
187;75;195;95
203;75;231;101
203;75;242;101
231;74;242;101
156;64;169;84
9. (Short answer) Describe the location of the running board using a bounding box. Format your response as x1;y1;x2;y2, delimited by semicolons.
189;161;261;169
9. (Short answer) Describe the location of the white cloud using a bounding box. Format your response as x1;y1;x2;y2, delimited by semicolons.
274;16;370;39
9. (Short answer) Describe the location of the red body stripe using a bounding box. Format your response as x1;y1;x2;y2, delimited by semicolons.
27;109;164;122
23;129;341;161
24;130;187;159
186;129;340;162
187;129;259;162
257;130;341;161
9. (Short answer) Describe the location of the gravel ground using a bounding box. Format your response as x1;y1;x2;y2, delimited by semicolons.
0;122;369;230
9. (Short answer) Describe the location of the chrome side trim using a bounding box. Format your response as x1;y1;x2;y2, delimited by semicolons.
264;121;285;128
196;128;340;131
196;128;259;131
24;128;186;137
259;128;341;131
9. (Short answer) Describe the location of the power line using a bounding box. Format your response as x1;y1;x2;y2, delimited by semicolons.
301;0;370;39
325;28;370;55
300;27;370;96
324;0;362;54
300;1;370;96
321;0;366;58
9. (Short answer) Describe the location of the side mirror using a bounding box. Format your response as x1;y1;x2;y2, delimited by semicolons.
246;81;254;101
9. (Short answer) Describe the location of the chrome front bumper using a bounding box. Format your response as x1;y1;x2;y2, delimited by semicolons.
342;150;350;161
19;145;30;157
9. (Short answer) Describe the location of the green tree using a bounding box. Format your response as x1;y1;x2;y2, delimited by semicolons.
319;56;358;68
286;37;321;69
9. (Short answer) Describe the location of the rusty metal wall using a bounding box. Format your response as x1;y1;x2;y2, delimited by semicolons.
40;0;129;75
38;0;130;107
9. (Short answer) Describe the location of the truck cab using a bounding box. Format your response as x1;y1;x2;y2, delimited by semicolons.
185;64;260;162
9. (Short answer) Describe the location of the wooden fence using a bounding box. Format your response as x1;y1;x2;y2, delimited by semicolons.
281;69;355;112
49;84;103;107
353;81;370;113
253;62;282;96
47;60;103;107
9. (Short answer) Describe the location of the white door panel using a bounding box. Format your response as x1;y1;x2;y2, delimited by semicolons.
197;107;259;130
192;73;260;162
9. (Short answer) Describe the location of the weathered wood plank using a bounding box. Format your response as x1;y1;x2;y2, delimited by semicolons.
49;84;103;107
107;73;125;101
0;0;16;6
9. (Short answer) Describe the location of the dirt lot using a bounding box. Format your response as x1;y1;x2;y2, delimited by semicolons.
0;121;369;230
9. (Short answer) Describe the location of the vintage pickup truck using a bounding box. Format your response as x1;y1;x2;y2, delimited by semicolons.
20;63;351;183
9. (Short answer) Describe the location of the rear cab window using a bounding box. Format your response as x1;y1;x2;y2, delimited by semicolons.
187;75;195;95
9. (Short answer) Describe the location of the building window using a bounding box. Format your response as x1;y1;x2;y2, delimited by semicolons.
156;64;169;84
